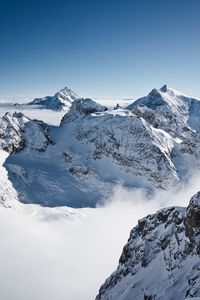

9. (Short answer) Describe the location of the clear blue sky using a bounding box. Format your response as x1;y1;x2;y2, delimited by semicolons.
1;0;200;100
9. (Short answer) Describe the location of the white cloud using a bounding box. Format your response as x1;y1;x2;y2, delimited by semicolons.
0;172;200;300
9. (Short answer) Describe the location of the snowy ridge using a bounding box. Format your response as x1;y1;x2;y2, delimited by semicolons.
96;192;200;300
28;86;79;111
1;85;200;207
127;85;200;134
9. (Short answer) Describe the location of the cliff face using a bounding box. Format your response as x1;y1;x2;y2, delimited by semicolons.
96;192;200;300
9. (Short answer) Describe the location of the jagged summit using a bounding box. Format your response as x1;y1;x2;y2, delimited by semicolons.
129;84;188;110
54;86;79;101
153;84;185;95
159;84;178;94
127;85;200;134
28;86;79;111
148;84;179;98
160;84;168;92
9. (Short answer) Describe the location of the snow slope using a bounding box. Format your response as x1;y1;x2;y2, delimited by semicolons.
96;192;200;300
1;86;200;207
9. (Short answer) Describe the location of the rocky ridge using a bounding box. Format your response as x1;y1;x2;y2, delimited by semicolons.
96;192;200;300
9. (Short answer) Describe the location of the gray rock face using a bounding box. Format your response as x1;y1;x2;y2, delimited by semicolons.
185;192;200;248
0;112;28;153
96;192;200;300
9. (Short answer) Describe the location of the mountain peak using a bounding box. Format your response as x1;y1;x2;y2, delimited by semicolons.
147;85;182;99
61;86;72;92
148;85;171;96
160;84;168;92
148;87;162;97
58;86;79;97
28;86;80;111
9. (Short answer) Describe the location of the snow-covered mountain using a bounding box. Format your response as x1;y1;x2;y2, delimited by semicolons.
96;191;200;300
28;86;79;111
127;84;200;135
1;86;200;207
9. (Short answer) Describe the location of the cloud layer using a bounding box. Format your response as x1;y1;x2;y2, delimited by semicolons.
0;171;200;300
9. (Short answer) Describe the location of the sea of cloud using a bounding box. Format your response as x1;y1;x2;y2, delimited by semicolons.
0;104;66;125
0;173;200;300
0;96;131;126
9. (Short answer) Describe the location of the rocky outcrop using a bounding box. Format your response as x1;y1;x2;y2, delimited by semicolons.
96;192;200;300
0;112;28;153
185;192;200;254
0;112;53;153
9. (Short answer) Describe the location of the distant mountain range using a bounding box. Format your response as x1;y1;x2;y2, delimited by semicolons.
1;85;200;208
